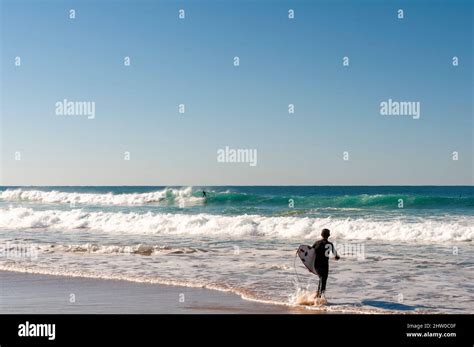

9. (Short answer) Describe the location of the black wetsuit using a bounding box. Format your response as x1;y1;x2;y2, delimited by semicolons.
312;239;337;296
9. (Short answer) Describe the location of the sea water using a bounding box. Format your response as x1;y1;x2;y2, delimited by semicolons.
0;186;472;313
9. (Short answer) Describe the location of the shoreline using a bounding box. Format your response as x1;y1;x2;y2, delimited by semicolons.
0;270;313;314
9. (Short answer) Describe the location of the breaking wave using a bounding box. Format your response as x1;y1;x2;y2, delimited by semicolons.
2;188;472;209
0;187;202;206
0;206;471;242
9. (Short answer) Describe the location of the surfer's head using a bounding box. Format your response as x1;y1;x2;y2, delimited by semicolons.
321;228;330;239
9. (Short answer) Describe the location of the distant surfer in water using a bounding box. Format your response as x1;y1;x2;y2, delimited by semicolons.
202;191;207;198
311;228;340;302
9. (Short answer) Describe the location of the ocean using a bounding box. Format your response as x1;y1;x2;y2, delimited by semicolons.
0;186;472;313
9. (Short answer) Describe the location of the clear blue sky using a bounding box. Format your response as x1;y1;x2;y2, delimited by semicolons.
1;0;472;185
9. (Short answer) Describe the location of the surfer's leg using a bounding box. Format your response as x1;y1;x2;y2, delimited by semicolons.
320;270;328;294
315;269;324;298
316;277;321;298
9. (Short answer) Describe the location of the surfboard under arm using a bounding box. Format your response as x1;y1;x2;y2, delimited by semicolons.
297;245;317;275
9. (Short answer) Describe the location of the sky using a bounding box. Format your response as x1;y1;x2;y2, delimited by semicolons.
1;0;472;186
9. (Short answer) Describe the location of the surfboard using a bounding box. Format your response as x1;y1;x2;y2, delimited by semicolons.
297;244;317;275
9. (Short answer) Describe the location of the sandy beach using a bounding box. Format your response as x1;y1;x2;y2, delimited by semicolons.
0;270;309;314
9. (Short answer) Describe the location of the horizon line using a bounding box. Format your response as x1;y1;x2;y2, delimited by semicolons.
1;184;473;188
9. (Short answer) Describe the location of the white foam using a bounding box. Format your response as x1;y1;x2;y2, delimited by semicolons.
0;187;202;206
0;206;472;242
36;243;208;255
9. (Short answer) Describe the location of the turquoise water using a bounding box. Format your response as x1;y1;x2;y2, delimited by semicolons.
1;185;473;215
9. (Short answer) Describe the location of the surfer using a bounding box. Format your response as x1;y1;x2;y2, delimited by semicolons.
202;191;207;198
311;228;340;301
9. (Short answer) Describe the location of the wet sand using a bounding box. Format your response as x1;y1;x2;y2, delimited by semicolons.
0;271;310;314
